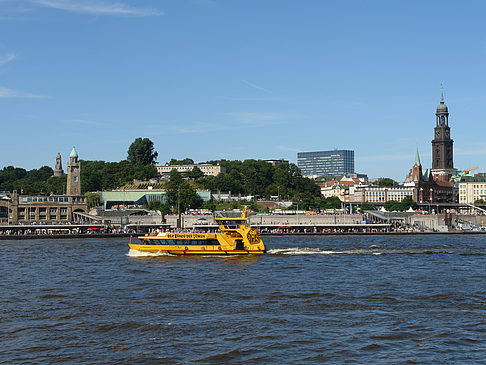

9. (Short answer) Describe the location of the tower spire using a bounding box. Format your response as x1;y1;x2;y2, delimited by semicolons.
440;83;444;103
414;147;421;166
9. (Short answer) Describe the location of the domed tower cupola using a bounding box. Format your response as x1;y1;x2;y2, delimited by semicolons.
436;83;449;126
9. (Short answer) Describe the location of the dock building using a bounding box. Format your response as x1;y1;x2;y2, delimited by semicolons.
0;147;88;224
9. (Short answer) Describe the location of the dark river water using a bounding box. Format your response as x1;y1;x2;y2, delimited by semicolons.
2;235;486;364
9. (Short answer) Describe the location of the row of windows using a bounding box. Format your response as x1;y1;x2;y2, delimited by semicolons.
18;215;68;220
18;207;68;213
143;239;220;246
21;197;71;203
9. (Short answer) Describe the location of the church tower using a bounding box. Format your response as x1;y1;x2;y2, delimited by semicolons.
431;85;455;182
66;146;81;196
410;148;423;183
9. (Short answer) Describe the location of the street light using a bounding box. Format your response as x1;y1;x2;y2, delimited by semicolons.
296;203;299;226
177;185;182;229
178;185;181;215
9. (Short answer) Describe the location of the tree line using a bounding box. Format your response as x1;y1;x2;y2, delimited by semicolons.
0;137;412;213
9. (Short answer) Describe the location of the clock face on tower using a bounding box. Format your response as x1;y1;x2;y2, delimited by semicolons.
445;130;450;138
436;130;441;138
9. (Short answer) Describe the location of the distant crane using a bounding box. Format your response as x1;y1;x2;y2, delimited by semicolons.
461;167;479;175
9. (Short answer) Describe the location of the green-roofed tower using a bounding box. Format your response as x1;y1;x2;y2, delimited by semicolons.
67;146;81;196
414;147;421;166
70;146;78;158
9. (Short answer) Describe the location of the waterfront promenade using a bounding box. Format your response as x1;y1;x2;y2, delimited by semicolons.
1;212;485;239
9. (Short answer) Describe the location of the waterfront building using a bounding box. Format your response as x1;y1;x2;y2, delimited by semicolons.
457;175;486;204
4;191;88;224
297;150;354;177
359;186;414;203
101;189;211;210
321;184;347;201
0;147;88;224
404;148;453;203
102;190;167;210
156;163;225;176
320;176;366;203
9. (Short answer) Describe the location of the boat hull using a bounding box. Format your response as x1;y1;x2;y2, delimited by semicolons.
129;243;266;255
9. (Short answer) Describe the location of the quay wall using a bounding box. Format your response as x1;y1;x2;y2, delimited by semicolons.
160;214;367;228
117;213;486;229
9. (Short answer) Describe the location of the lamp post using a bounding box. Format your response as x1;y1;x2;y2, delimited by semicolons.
177;185;181;229
178;185;181;215
296;203;299;227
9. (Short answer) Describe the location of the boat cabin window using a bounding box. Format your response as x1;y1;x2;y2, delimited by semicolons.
145;238;220;246
218;219;243;229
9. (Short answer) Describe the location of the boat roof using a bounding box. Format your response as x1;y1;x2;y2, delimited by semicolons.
214;217;247;221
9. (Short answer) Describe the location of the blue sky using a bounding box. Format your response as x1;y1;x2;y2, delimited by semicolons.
1;0;486;181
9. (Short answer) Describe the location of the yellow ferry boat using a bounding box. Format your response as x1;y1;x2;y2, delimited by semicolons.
128;210;265;255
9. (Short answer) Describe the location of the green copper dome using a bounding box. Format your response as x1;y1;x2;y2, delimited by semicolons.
436;100;448;114
436;84;448;114
70;146;78;158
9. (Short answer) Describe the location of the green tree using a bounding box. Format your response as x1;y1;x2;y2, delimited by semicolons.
168;169;183;185
169;158;194;165
201;200;217;211
167;181;201;213
359;202;376;212
85;192;101;208
375;178;399;188
384;200;402;212
321;196;342;209
384;196;416;212
400;196;417;210
127;138;158;165
187;166;204;180
45;175;67;195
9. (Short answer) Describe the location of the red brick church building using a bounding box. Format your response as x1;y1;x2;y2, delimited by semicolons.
405;87;455;203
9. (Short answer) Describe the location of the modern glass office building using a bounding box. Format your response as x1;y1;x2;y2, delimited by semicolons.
297;150;354;177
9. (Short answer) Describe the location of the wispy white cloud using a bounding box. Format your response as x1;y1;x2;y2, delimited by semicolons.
242;80;272;94
33;0;164;16
0;85;46;98
0;52;46;98
0;53;17;66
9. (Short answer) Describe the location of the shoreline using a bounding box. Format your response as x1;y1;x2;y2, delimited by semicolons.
1;231;486;240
